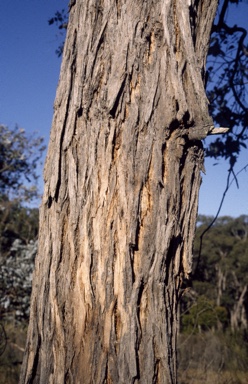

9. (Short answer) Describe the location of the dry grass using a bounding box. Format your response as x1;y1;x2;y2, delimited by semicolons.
178;331;248;384
178;369;248;384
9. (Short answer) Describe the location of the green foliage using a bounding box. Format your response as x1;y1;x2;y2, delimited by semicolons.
193;215;248;277
181;215;248;338
182;296;228;333
0;197;39;255
0;125;42;253
0;124;44;381
0;125;45;202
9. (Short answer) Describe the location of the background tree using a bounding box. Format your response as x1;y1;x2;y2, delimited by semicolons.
179;215;248;383
0;124;45;202
20;1;220;383
0;125;45;383
190;215;248;331
0;124;44;254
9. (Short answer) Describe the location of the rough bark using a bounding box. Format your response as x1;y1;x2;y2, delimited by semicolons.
20;1;218;383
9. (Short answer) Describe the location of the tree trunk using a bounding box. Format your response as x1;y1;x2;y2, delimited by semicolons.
20;1;218;383
230;283;247;331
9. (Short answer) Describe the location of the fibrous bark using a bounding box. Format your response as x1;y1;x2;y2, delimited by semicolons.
20;1;218;383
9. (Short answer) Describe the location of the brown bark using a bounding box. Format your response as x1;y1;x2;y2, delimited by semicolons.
20;1;218;383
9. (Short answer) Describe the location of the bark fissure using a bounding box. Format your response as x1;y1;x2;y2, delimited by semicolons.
109;74;127;118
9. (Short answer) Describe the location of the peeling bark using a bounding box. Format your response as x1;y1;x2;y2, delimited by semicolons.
20;1;218;383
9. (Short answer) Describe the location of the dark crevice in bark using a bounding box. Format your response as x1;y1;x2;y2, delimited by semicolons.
189;0;201;46
109;74;127;118
136;279;144;333
111;127;122;161
129;244;136;284
133;217;141;253
113;299;120;348
65;369;73;384
54;31;78;202
182;110;191;127
161;142;166;182
77;106;83;117
104;358;109;384
134;348;141;383
153;358;160;384
47;195;53;208
90;4;104;50
111;129;117;160
89;250;95;298
28;334;41;384
165;236;181;286
168;118;180;134
90;21;107;78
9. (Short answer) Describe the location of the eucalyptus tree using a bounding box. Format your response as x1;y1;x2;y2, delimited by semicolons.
0;125;44;255
0;125;45;202
20;1;222;383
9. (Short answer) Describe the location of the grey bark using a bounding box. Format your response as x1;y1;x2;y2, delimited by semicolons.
20;1;218;383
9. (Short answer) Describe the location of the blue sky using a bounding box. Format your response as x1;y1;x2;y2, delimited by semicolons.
0;0;67;141
0;0;247;217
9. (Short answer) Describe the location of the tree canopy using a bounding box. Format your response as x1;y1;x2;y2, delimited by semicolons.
182;214;248;333
0;125;45;202
0;123;44;260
